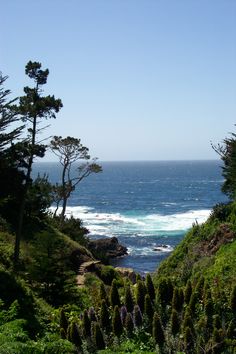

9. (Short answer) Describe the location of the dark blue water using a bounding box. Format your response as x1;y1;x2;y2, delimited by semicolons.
33;160;227;274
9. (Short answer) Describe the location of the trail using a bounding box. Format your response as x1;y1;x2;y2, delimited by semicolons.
76;260;101;286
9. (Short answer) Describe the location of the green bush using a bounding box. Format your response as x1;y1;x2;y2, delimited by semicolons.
100;265;117;285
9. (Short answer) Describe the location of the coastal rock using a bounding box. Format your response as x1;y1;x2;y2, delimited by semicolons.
115;267;137;284
88;237;128;258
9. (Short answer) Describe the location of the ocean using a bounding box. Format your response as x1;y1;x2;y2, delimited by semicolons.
33;160;227;274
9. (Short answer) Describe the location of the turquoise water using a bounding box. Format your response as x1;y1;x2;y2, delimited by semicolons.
34;160;227;274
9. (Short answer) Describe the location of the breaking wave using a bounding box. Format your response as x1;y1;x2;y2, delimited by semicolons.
51;206;211;237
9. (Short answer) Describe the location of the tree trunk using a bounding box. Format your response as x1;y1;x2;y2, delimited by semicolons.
14;114;37;268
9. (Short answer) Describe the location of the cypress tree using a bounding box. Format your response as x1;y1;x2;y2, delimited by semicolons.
82;309;91;337
112;305;123;337
124;285;134;313
136;280;146;313
170;309;180;336
146;273;155;301
100;299;111;332
110;280;121;308
144;293;154;322
94;322;105;350
60;308;68;333
184;279;192;304
152;312;165;347
133;304;143;328
68;321;82;347
125;312;134;338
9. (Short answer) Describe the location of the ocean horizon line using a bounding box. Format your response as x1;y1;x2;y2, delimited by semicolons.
38;158;221;164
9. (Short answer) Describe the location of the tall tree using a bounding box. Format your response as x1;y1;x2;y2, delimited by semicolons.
0;73;23;151
14;61;62;265
212;130;236;199
50;135;102;220
0;73;25;225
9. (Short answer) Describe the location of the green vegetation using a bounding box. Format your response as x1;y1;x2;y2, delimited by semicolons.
0;61;235;352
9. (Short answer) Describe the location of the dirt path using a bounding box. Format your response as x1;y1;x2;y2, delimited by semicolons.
76;260;101;287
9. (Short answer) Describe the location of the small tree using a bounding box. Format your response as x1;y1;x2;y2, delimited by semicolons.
50;135;102;220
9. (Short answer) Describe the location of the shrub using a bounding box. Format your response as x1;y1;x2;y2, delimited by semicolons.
136;280;146;313
110;280;121;308
82;309;91;337
144;294;153;322
60;308;68;334
112;305;122;337
145;274;155;301
133;305;142;328
100;300;110;333
184;279;192;304
184;326;194;353
170;309;180;336
99;282;109;306
124;285;134;313
125;313;134;338
152;312;165;347
100;266;117;285
68;321;82;347
94;322;105;350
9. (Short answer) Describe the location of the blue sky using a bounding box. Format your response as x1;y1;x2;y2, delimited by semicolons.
1;0;236;161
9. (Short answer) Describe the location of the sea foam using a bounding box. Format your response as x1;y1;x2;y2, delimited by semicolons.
50;206;211;237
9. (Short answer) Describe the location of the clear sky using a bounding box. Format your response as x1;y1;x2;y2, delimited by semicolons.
1;0;236;161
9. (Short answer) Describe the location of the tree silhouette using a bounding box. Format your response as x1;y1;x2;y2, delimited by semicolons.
50;135;102;220
14;61;62;265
